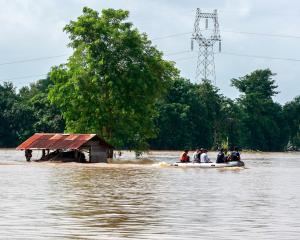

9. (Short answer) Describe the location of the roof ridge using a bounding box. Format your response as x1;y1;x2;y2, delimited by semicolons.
16;133;111;150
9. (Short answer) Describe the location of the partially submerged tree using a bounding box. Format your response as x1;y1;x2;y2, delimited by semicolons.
150;79;225;150
232;69;289;150
284;96;300;148
49;7;177;149
151;78;197;150
0;82;20;147
19;77;65;136
0;79;65;147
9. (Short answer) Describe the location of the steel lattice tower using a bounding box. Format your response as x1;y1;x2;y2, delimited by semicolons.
191;8;221;84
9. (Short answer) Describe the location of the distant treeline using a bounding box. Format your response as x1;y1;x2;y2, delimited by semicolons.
0;7;299;151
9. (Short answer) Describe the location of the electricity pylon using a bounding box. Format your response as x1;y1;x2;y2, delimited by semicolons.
191;8;221;84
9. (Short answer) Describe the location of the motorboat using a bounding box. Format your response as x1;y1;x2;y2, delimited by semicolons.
171;161;245;168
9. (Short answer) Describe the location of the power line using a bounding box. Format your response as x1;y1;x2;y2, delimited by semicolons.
2;51;300;83
0;49;191;68
220;51;300;62
0;29;299;68
0;51;190;68
152;29;300;42
0;52;191;82
152;32;192;41
1;34;300;83
0;54;68;67
156;8;300;20
222;29;300;39
171;55;197;62
164;50;191;56
171;51;300;62
0;74;47;82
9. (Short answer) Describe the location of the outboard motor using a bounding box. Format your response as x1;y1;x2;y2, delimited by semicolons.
237;161;245;167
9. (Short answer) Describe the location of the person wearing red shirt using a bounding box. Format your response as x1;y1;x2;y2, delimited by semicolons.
179;150;190;163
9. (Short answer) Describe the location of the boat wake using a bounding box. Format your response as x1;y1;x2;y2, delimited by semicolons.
152;162;171;168
109;158;156;165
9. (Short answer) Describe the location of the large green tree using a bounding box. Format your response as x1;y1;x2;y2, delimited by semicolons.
232;69;289;150
195;80;224;148
151;79;225;150
284;96;300;148
217;97;243;149
19;77;65;136
150;78;198;149
0;82;20;147
48;7;177;149
0;79;65;147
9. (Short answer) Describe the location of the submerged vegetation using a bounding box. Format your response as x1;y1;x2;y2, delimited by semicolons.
0;7;299;151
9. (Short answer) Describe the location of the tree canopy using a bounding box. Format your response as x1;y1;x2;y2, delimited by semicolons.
231;69;289;151
0;82;19;146
0;7;299;152
150;79;233;150
231;69;278;99
284;96;300;148
49;7;178;149
0;79;64;147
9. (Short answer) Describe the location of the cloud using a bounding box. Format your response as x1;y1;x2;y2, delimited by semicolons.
0;0;299;103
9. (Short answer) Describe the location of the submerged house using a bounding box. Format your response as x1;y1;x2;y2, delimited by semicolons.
16;133;114;163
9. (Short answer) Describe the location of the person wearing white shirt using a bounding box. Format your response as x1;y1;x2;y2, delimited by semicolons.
192;149;201;163
200;149;211;163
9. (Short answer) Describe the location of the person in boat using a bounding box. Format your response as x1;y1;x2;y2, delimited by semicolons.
25;149;32;162
180;150;190;163
192;149;201;163
200;149;211;163
231;147;241;161
227;147;241;162
216;148;225;163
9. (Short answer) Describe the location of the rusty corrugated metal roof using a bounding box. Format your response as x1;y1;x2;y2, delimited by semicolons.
16;133;113;150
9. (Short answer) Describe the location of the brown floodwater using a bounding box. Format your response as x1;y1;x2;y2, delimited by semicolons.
1;149;300;239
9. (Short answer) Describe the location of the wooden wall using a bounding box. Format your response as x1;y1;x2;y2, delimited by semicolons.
82;140;113;163
90;145;106;163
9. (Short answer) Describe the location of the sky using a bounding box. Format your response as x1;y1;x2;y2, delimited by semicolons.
0;0;299;103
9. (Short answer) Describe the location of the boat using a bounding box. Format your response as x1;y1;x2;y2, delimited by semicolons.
171;161;245;168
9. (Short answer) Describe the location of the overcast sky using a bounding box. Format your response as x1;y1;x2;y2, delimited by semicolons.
0;0;299;103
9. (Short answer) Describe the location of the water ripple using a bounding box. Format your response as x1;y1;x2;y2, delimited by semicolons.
0;150;300;239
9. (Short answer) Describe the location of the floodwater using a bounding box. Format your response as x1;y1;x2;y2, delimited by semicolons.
1;150;300;239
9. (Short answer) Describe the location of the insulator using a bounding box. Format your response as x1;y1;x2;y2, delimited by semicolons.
191;39;194;51
219;41;221;52
205;18;208;29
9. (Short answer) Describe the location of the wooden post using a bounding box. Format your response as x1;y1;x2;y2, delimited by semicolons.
107;148;113;158
75;150;78;162
89;147;91;163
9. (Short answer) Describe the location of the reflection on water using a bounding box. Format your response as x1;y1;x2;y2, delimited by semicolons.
0;150;300;239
